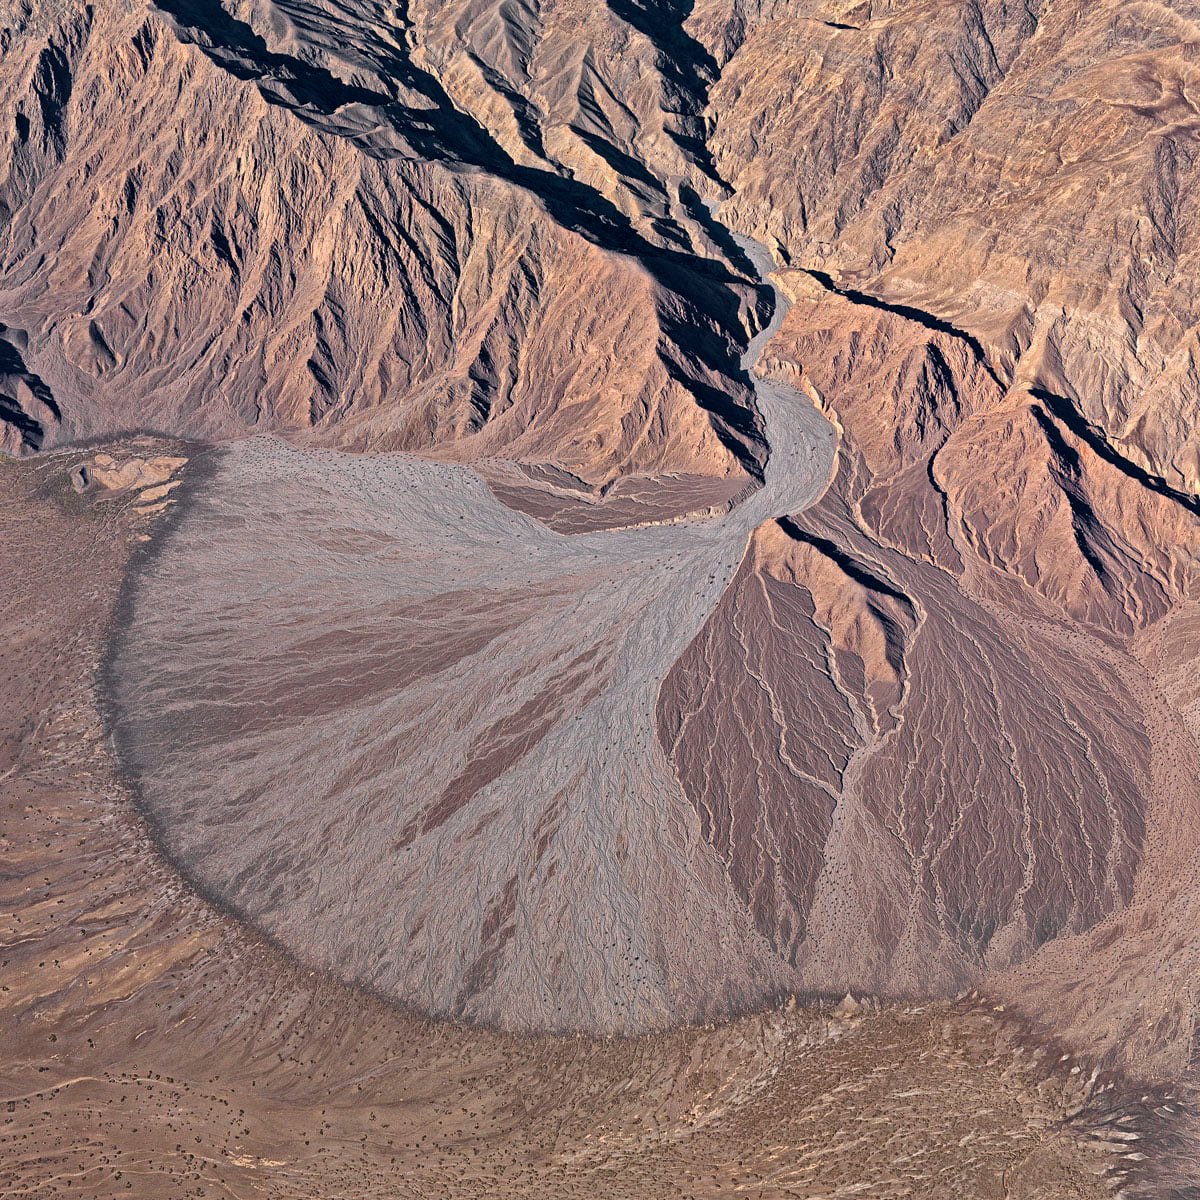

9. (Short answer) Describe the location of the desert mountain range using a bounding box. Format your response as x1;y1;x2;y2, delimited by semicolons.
3;0;1200;1195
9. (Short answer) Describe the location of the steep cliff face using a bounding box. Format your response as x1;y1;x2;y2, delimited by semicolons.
0;321;58;452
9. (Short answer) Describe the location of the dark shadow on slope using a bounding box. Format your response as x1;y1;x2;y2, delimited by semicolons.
602;0;722;180
151;0;771;476
678;182;758;279
776;516;914;607
1031;387;1200;516
1029;402;1137;586
803;268;1004;389
0;325;60;450
152;0;732;310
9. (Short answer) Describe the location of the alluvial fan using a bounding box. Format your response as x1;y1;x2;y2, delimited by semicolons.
3;0;1200;1195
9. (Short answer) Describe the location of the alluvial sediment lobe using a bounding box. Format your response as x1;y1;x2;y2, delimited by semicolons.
659;500;1147;994
4;0;1199;1119
105;426;830;1035
659;520;917;960
5;447;1150;1200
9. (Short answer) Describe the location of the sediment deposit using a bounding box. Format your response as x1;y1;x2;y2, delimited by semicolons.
0;446;1167;1199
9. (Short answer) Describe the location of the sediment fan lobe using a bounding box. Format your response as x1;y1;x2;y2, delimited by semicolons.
106;396;833;1032
17;0;1200;1064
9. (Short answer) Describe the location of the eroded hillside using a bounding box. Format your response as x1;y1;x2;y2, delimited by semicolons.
0;0;768;521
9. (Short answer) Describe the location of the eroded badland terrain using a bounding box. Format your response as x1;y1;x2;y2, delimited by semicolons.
3;0;1200;1195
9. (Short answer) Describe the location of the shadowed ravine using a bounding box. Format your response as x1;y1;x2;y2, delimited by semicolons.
105;220;838;1034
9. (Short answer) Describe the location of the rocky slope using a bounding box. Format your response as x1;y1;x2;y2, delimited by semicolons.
0;0;768;519
702;0;1200;503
